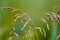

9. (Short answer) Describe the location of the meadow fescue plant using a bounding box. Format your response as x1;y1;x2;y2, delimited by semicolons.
0;6;60;40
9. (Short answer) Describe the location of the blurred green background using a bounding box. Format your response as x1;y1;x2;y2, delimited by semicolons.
0;0;60;40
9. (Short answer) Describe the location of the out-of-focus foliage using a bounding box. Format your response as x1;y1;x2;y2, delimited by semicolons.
0;0;60;40
0;6;60;40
